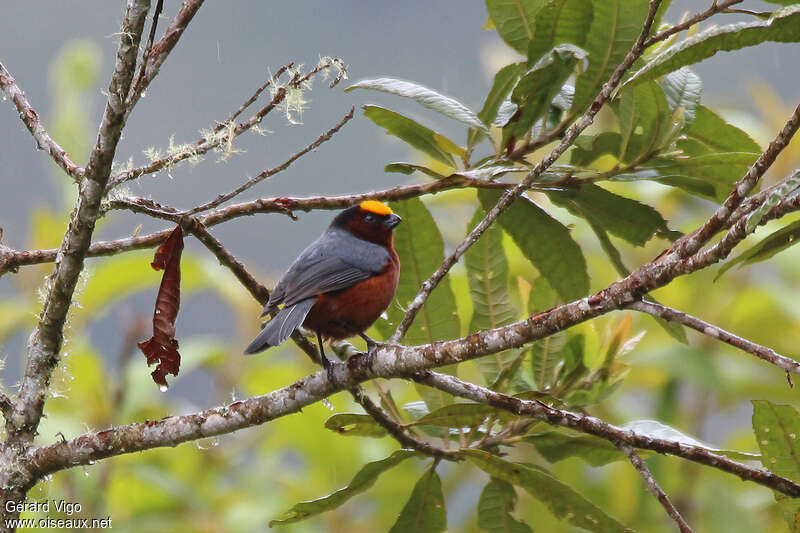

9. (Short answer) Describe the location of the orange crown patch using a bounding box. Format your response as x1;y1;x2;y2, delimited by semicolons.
359;200;393;216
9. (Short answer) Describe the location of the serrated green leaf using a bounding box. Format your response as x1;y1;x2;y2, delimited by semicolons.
469;63;526;147
479;190;589;302
376;198;460;412
362;105;458;167
464;450;636;532
507;45;587;142
627;5;800;85
613;80;672;163
531;332;568;390
269;450;420;525
572;0;650;114
717;219;800;279
679;105;761;156
478;478;533;533
660;67;702;128
389;466;447;533
548;183;674;246
324;413;388;437
348;78;488;132
753;400;800;531
486;0;546;53
384;162;448;179
524;431;623;466
411;403;504;428
465;207;521;385
527;0;593;66
644;152;760;201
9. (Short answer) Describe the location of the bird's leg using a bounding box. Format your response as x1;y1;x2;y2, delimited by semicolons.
317;332;337;385
358;332;387;370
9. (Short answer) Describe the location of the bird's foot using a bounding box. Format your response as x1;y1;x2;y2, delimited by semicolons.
320;354;338;387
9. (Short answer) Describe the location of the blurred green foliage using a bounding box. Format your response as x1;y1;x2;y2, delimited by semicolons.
7;3;800;532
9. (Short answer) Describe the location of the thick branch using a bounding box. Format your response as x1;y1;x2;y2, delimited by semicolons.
390;0;664;342
8;0;151;448
0;62;82;180
630;300;800;374
413;371;800;498
616;442;694;533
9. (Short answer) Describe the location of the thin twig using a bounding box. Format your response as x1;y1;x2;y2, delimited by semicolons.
128;0;164;107
642;0;743;48
389;0;665;343
0;61;82;180
181;106;355;215
616;442;694;533
630;300;800;374
214;63;293;132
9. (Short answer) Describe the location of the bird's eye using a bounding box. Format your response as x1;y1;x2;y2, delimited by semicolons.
364;214;375;223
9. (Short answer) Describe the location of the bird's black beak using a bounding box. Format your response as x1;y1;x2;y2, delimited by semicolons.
384;213;402;229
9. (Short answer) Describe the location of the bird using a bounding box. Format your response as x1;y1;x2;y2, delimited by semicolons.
244;200;402;381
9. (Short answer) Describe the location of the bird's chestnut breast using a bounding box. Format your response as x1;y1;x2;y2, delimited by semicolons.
303;250;400;340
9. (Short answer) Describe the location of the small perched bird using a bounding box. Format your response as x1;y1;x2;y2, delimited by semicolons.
244;201;402;379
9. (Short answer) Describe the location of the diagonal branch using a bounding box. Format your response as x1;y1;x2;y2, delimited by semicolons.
180;106;355;215
126;0;205;113
616;442;694;533
0;62;82;180
412;370;800;498
642;0;743;48
629;300;800;374
389;0;665;343
7;0;152;449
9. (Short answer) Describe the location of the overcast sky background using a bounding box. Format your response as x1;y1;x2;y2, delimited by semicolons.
0;1;797;397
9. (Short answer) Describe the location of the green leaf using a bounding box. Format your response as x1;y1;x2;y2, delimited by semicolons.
465;206;521;385
644;152;760;201
389;466;447;533
612;80;672;163
570;132;621;166
385;162;448;180
660;67;702;128
753;400;800;530
527;0;594;66
469;62;526;147
679;105;761;156
746;171;800;233
486;0;546;53
479;190;589;302
548;183;675;246
375;198;461;412
572;0;650;114
269;450;420;525
717;219;800;280
362;105;459;167
477;478;533;533
324;413;388;437
464;450;636;532
626;5;800;85
411;403;506;428
524;431;624;466
348;78;488;132
507;45;587;142
530;332;568;390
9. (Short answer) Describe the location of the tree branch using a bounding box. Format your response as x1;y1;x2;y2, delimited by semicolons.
629;300;800;374
0;62;82;180
642;0;743;48
616;442;694;533
412;370;800;498
389;0;665;343
180;105;355;215
7;0;152;450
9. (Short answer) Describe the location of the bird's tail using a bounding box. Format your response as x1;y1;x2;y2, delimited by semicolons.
243;298;315;355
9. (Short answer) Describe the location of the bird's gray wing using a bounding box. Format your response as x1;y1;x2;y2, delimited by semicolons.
262;229;389;315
